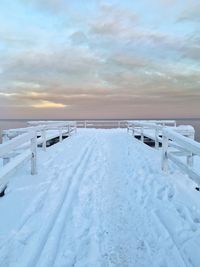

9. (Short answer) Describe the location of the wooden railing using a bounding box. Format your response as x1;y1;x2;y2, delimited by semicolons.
0;131;37;192
127;120;199;186
162;128;200;186
3;122;77;146
76;120;127;128
0;121;77;193
127;120;194;149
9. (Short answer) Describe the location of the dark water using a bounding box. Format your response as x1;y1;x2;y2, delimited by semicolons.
0;119;200;143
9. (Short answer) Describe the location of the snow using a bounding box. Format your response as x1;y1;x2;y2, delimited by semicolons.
0;129;200;267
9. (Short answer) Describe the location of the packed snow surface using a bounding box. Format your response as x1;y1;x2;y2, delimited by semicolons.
0;129;200;267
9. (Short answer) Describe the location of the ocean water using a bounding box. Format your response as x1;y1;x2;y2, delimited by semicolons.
0;119;200;143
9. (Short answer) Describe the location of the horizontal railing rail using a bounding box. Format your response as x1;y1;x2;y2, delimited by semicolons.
127;121;194;149
0;121;77;193
127;120;199;186
162;128;200;186
0;131;37;192
76;120;127;128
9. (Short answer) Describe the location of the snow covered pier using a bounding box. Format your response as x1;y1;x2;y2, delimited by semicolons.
0;120;200;267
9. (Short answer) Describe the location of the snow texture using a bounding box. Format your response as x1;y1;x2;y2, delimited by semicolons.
0;129;200;267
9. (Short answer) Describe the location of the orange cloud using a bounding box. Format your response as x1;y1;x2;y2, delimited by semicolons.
31;100;67;108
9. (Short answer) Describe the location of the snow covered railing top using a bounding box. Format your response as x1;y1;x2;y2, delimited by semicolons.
162;128;200;186
0;131;37;192
0;132;35;158
127;120;199;186
0;121;77;194
128;120;176;127
27;120;76;127
3;121;77;139
127;120;195;150
76;120;127;128
163;128;200;156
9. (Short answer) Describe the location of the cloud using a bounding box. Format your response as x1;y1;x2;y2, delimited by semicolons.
31;100;67;108
177;3;200;23
19;0;68;13
70;31;88;45
1;45;104;91
1;0;200;118
90;3;137;37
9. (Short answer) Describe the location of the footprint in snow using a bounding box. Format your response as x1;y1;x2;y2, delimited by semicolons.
157;185;175;201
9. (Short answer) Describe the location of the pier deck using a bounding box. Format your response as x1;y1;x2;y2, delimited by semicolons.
0;129;200;266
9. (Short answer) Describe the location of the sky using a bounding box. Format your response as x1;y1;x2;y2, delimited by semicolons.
0;0;200;119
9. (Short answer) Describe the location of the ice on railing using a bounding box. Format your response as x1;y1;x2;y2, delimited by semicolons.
0;121;77;193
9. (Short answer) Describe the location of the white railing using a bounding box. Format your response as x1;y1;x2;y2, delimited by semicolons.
128;121;163;149
162;128;200;186
127;120;199;186
3;121;77;147
127;120;194;149
76;120;127;128
0;131;37;192
0;121;77;193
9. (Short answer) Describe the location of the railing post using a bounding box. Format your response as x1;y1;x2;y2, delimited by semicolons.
42;129;46;151
84;121;87;128
2;133;10;165
155;127;159;149
187;153;194;168
162;135;168;172
127;123;130;133
118;121;120;128
132;125;135;137
187;132;194;167
141;127;144;143
68;125;71;136
59;128;62;142
31;132;37;175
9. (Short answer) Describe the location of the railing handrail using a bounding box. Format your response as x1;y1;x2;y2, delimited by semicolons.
0;131;35;157
27;120;75;125
163;128;200;156
127;120;199;186
127;121;194;136
128;121;163;130
0;121;77;193
4;121;76;133
128;120;176;126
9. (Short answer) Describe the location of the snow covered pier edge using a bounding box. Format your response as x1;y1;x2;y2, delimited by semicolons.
0;121;77;193
0;119;200;195
0;120;200;267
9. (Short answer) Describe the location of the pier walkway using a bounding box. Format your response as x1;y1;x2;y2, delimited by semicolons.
0;129;200;267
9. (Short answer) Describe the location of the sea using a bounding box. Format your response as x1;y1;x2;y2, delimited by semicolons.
0;119;200;143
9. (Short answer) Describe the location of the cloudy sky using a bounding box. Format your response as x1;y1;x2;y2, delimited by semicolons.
0;0;200;119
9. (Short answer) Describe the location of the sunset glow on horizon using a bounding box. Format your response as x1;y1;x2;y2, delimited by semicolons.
0;0;200;119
